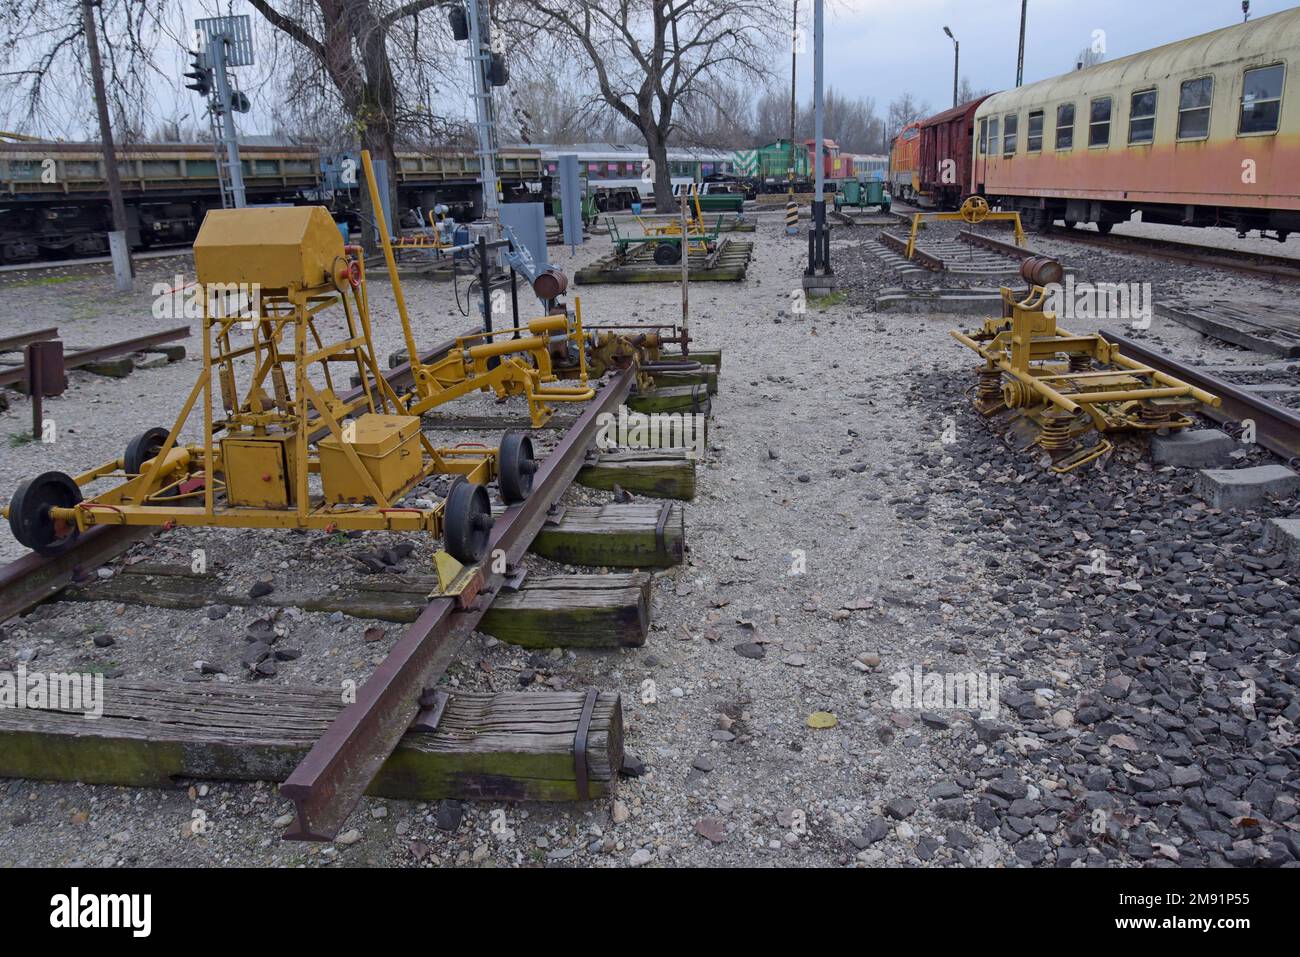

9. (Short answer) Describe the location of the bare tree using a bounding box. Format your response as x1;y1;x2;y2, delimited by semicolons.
676;82;756;149
0;0;167;138
887;92;930;142
503;72;640;144
957;77;992;104
1074;46;1105;71
512;0;784;209
245;0;461;243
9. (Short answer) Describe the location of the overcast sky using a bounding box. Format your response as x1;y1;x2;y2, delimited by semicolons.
815;0;1296;116
17;0;1299;141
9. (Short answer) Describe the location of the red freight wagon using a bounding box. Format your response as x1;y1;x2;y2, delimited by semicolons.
917;95;992;209
804;138;848;181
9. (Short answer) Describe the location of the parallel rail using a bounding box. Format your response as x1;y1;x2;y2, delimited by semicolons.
1103;329;1300;464
281;366;635;840
879;230;944;271
1056;231;1300;283
0;326;190;388
957;229;1036;262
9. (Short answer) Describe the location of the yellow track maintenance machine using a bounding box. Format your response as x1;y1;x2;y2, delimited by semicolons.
4;205;538;564
951;256;1221;473
905;196;1026;259
359;150;596;428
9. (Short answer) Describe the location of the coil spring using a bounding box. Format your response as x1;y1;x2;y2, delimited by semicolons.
1068;354;1091;373
1038;411;1078;451
976;369;1003;404
1139;404;1175;425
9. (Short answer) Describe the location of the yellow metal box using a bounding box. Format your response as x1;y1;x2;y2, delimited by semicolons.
193;205;345;292
317;413;423;504
222;434;299;508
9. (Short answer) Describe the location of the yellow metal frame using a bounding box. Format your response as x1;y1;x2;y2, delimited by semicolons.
951;284;1221;472
906;196;1026;259
393;209;453;251
17;213;499;540
360;150;594;428
633;187;715;254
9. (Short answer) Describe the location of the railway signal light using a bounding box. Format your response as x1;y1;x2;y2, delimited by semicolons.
184;50;212;97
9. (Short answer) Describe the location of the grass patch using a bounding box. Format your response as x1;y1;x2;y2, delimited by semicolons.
809;291;848;309
76;661;118;676
7;432;36;448
11;275;77;288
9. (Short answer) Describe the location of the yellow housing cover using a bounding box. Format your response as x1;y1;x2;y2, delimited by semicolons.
193;205;345;291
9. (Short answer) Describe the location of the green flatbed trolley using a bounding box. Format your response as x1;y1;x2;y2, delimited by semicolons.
604;214;723;265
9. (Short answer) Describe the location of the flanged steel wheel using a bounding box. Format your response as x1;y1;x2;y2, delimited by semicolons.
8;470;83;556
654;242;681;265
497;430;537;504
443;479;493;564
124;427;170;475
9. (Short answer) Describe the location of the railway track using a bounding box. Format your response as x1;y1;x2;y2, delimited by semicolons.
0;332;464;622
0;244;193;276
1052;229;1300;283
0;341;644;839
1103;329;1300;464
877;226;1043;277
282;366;634;840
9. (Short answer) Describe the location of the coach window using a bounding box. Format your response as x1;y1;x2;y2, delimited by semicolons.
1003;114;1019;155
1128;89;1157;144
978;117;987;155
1177;76;1214;139
1056;103;1075;149
1027;110;1044;152
988;116;1000;156
1239;63;1285;135
1089;96;1112;147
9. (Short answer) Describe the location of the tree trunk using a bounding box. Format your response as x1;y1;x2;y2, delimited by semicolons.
644;129;675;213
83;0;133;276
359;121;399;253
347;0;402;251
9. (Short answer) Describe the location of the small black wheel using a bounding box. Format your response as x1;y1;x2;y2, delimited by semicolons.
8;470;83;555
125;427;170;474
654;243;681;265
443;479;492;564
1096;222;1113;236
1063;220;1077;230
497;431;537;504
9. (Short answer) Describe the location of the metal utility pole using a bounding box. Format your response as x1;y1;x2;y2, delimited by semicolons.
1016;0;1028;87
680;197;689;346
787;0;798;199
464;0;501;222
803;0;830;283
191;16;254;209
944;26;959;107
83;0;132;291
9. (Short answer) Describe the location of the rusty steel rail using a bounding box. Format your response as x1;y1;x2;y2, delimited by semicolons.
280;366;636;841
0;327;58;353
879;230;944;271
0;335;468;625
0;525;155;624
1057;231;1300;283
0;325;191;388
1103;329;1300;464
957;229;1036;262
